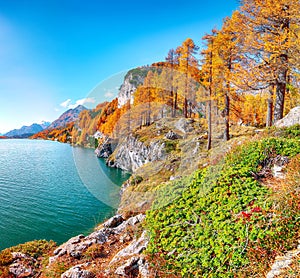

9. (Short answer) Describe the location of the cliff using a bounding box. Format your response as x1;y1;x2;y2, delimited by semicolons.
106;135;166;172
117;68;152;108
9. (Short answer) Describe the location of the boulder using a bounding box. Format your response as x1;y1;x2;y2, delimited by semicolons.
114;256;140;277
174;118;195;134
9;263;33;278
103;214;124;228
165;130;181;140
113;256;150;277
275;106;300;128
61;263;94;278
9;252;35;278
266;242;300;278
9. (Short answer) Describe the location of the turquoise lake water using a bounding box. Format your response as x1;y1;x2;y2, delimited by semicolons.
0;139;129;250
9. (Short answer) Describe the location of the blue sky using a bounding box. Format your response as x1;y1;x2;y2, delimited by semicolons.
0;0;239;133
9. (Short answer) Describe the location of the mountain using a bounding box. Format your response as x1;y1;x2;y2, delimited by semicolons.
4;123;46;138
40;121;51;129
47;105;88;130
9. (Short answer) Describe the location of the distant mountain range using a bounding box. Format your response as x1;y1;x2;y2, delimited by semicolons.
4;122;51;138
4;105;87;138
47;105;87;130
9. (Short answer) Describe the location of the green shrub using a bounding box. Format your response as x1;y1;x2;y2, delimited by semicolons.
164;140;178;153
146;137;300;277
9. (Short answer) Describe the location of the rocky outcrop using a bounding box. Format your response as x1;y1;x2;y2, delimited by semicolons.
49;214;146;265
8;252;36;277
105;230;150;277
118;68;149;108
109;231;149;266
45;213;149;277
275;106;300;128
107;136;165;172
95;139;113;158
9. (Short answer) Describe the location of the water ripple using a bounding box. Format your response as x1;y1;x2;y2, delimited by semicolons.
0;139;128;250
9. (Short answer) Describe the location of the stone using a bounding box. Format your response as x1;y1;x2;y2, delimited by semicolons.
110;230;149;265
275;106;300;128
165;130;181;140
103;214;124;228
49;214;145;266
113;256;150;278
9;263;33;277
61;263;94;278
174;118;195;134
137;257;150;277
95;137;114;158
50;231;109;264
114;256;140;277
8;252;36;277
113;214;146;235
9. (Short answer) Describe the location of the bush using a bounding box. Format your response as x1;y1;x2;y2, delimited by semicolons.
146;137;300;277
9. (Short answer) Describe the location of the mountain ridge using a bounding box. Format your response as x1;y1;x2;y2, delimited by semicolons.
4;122;50;138
47;105;88;130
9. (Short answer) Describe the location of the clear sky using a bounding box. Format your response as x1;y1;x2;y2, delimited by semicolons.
0;0;239;134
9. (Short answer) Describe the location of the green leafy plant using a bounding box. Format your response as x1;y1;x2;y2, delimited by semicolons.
146;137;300;277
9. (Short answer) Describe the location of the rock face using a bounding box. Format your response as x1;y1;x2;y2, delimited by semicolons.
95;139;113;158
46;213;149;278
117;68;151;108
275;106;300;128
107;136;165;172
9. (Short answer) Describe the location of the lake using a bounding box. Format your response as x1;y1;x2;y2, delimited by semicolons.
0;139;129;250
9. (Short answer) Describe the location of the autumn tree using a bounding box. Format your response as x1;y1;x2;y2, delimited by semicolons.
165;49;179;117
202;30;218;150
238;0;300;122
176;38;199;118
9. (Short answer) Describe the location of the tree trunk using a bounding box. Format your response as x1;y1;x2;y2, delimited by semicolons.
223;93;230;141
183;97;188;118
174;90;178;117
170;90;174;117
266;98;273;127
274;63;287;122
207;99;212;150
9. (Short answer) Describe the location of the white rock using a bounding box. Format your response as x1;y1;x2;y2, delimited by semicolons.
275;106;300;127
